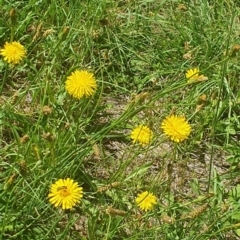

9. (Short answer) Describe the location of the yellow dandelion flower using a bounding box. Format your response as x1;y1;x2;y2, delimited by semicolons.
185;68;208;84
48;178;83;209
0;41;26;64
161;115;191;143
65;70;97;99
135;191;157;211
186;68;200;80
130;125;153;146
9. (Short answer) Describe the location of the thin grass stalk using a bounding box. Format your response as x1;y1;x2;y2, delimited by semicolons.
207;9;236;192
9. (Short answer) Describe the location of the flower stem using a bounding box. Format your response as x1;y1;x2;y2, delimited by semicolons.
10;26;14;42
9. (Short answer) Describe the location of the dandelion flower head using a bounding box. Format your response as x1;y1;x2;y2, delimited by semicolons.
135;191;157;211
65;70;97;99
161;115;191;143
48;178;83;209
185;68;200;80
0;41;26;64
130;125;153;146
186;68;208;84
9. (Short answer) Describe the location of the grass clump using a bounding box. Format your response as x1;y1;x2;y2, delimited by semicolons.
1;1;240;239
